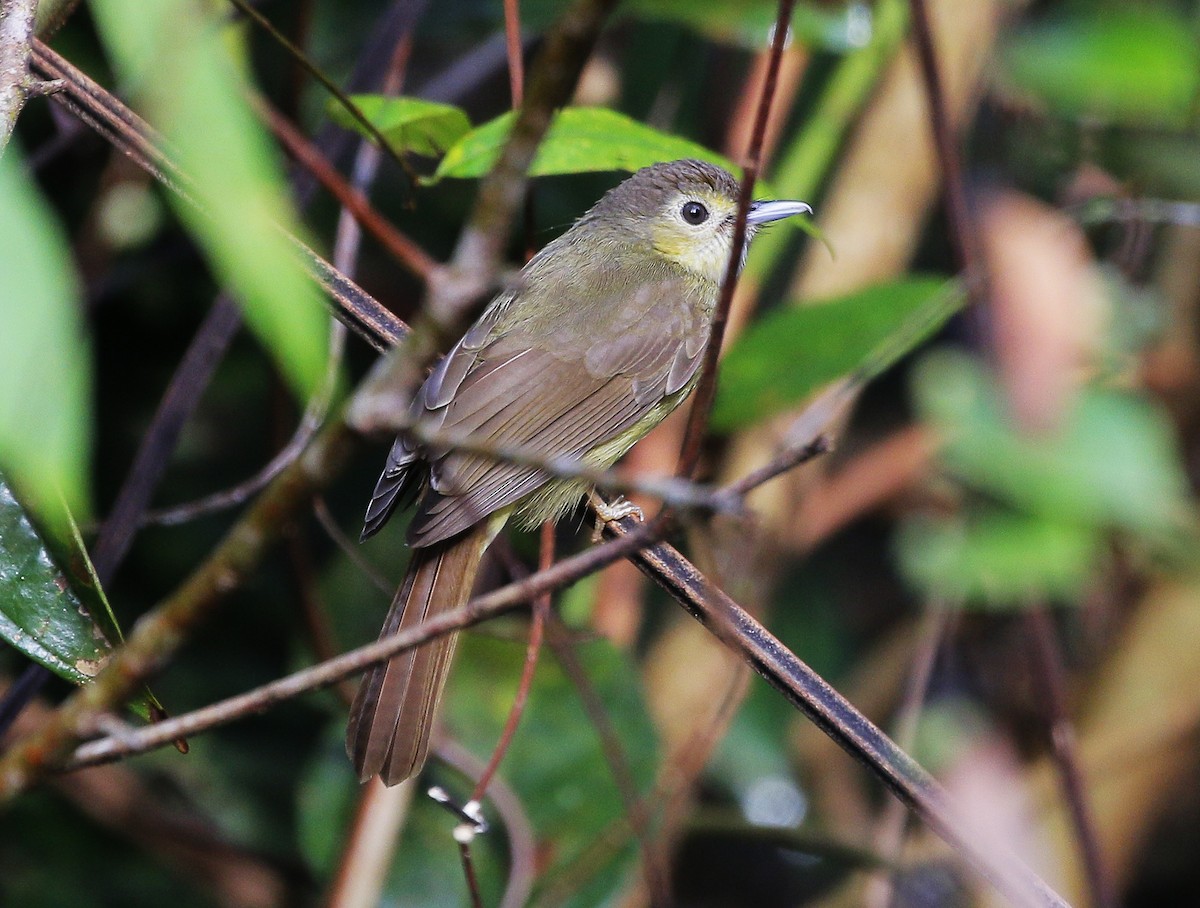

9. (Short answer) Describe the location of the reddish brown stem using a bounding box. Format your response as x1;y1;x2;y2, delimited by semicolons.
503;0;525;107
468;521;554;803
676;0;796;479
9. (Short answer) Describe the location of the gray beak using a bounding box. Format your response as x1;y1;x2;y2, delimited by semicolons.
747;199;812;225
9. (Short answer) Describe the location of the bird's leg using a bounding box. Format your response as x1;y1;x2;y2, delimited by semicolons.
592;495;644;541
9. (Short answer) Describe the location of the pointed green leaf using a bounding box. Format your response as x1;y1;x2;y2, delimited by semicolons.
90;0;329;400
712;277;962;431
0;146;90;529
431;106;741;183
329;95;472;157
0;479;160;720
0;479;108;685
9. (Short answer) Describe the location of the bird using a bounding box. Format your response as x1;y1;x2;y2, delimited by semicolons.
347;158;810;785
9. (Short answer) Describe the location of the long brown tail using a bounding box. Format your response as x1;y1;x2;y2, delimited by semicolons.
346;521;495;785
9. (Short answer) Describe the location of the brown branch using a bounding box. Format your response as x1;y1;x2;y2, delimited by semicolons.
602;519;1070;908
1025;603;1117;908
30;40;407;357
907;0;982;287
0;0;38;151
57;520;665;773
503;0;525;107
254;94;436;281
676;0;796;478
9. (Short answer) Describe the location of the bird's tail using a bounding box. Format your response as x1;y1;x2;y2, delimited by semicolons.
346;519;498;785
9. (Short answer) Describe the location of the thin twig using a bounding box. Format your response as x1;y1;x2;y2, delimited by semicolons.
468;521;553;803
436;739;537;908
907;0;982;287
863;600;952;908
313;497;396;597
31;39;406;359
1025;603;1117;908
254;94;436;280
59;519;665;772
503;0;525;107
224;0;420;191
676;0;796;478
546;612;671;905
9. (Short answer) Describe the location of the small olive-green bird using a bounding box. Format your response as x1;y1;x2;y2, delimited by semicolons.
348;159;809;785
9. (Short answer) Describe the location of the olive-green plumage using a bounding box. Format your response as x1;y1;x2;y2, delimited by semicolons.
347;159;809;785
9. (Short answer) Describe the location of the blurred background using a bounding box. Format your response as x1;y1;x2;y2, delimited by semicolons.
4;0;1200;905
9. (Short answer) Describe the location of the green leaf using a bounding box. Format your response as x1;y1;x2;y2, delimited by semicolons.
0;146;90;528
711;277;962;431
913;351;1192;539
0;478;161;720
431;106;741;183
328;95;472;157
1001;8;1200;127
90;0;329;400
896;510;1102;607
0;479;108;686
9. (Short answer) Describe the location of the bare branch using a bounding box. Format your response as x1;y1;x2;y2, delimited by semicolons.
0;0;38;152
58;520;665;772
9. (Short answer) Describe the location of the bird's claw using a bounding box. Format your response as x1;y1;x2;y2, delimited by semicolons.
592;497;644;541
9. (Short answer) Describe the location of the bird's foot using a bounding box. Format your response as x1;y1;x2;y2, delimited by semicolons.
592;496;644;541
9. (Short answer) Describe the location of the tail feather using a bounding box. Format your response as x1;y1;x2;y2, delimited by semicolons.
346;519;498;785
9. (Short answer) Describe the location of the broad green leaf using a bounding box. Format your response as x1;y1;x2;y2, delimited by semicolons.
0;146;90;528
329;95;472;157
913;352;1191;539
431;106;741;183
0;480;107;685
90;0;329;400
711;277;962;431
1001;9;1200;127
897;510;1102;607
0;478;161;720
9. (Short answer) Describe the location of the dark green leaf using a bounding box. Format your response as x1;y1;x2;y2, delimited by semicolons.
1001;9;1200;127
431;106;741;183
712;277;961;431
0;478;161;720
329;95;472;157
913;351;1192;539
896;510;1102;607
0;146;90;527
0;480;109;686
91;0;330;400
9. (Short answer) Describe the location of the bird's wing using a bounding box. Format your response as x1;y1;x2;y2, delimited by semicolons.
404;276;709;547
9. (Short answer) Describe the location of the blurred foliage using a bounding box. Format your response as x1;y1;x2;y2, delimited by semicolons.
90;0;330;400
712;277;961;430
6;0;1200;906
0;147;89;527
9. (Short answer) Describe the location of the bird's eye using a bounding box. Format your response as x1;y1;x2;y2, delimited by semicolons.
681;201;709;225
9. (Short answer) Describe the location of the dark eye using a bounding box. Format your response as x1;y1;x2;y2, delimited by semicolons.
681;201;709;225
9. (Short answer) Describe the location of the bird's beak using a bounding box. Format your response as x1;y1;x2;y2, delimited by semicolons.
746;199;812;225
